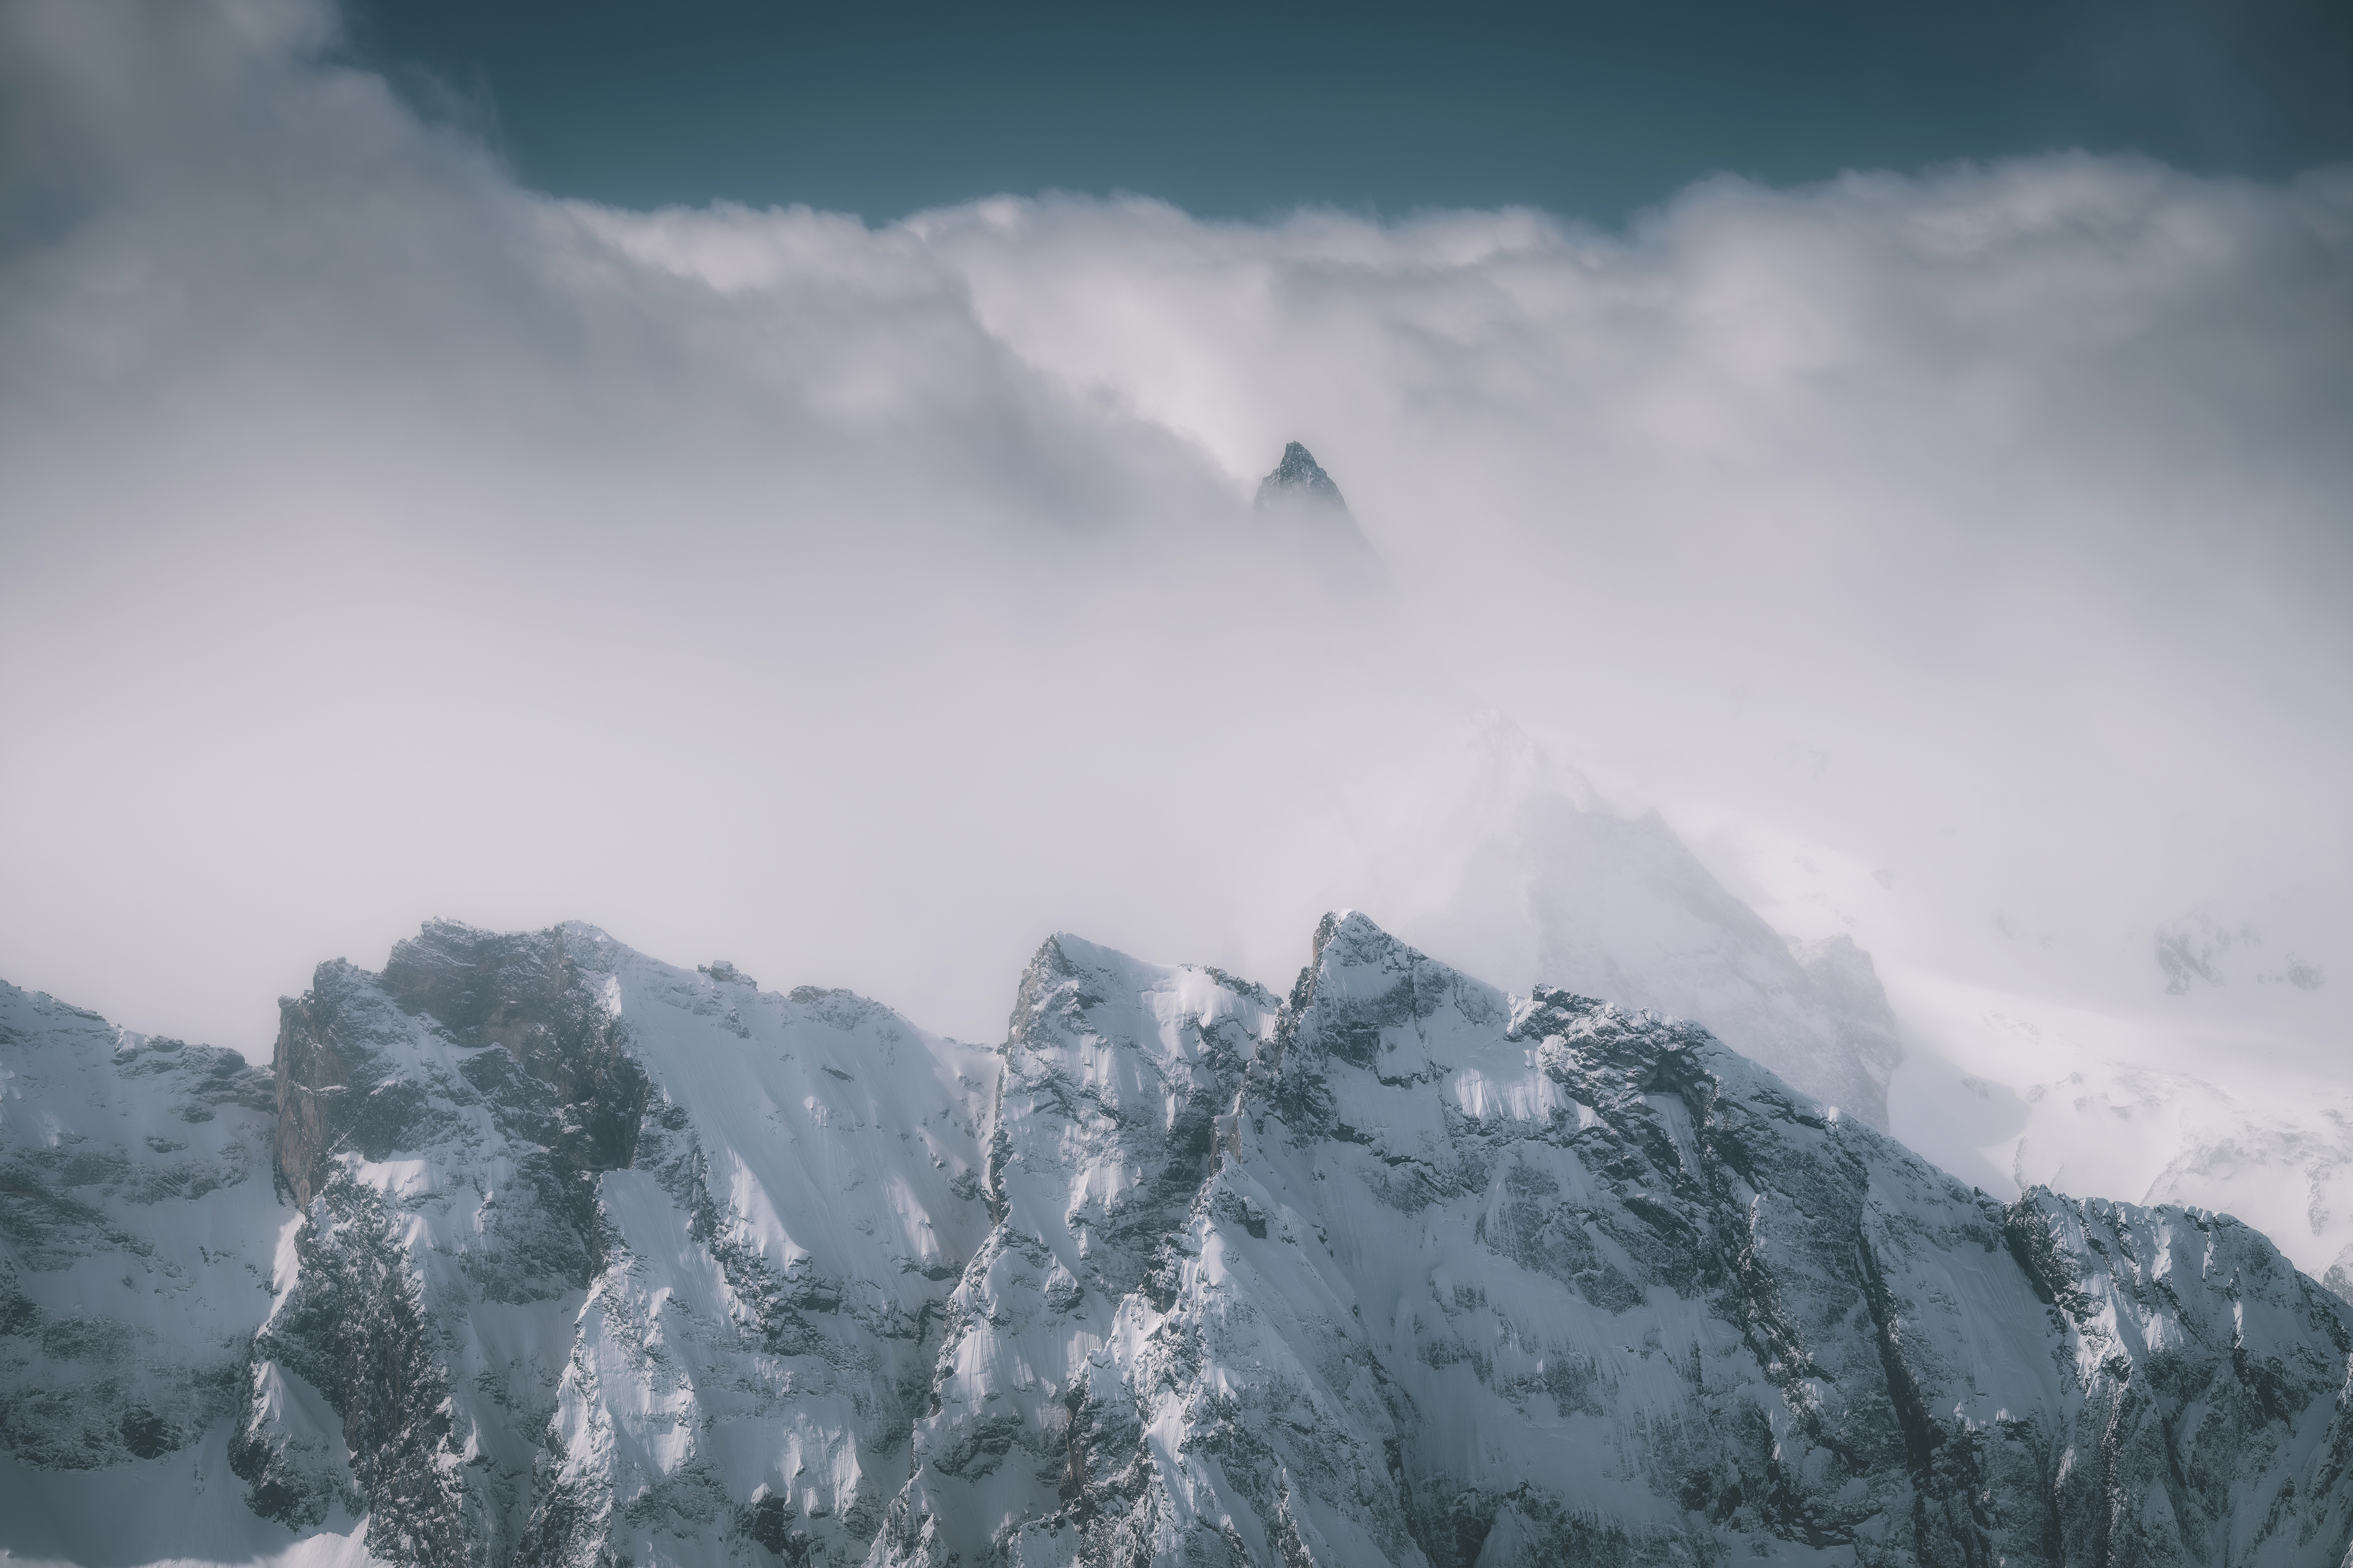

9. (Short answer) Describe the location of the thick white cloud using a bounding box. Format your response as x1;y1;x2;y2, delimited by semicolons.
3;0;2347;1192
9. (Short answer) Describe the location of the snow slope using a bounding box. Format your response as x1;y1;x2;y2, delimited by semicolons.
5;918;2351;1567
1334;718;1908;1132
0;982;283;1473
876;913;2353;1566
1483;794;1901;1128
1681;813;2353;1299
1884;965;2353;1303
246;922;998;1568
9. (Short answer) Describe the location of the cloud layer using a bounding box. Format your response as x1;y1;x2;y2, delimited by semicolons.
3;0;2348;1093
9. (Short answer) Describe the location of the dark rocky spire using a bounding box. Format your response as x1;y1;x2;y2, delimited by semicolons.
1254;440;1348;512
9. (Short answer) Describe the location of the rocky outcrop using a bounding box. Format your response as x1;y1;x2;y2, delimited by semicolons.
874;913;2352;1565
272;922;648;1216
1250;442;1382;584
5;917;2350;1567
247;938;623;1565
239;921;996;1568
1254;441;1349;513
874;936;1285;1567
1507;795;1905;1128
0;982;278;1476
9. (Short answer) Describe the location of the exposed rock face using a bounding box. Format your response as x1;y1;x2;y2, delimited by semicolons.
5;917;2352;1567
873;914;2353;1565
874;937;1286;1567
247;934;638;1563
1254;442;1349;513
2154;906;2325;995
0;982;278;1474
235;921;996;1568
1509;796;1904;1128
1250;442;1381;585
273;923;650;1214
1325;717;1909;1132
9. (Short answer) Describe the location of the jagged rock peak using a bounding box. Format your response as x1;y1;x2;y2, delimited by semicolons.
1254;440;1348;511
9;913;2353;1568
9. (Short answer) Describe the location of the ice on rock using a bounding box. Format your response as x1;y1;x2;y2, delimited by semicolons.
5;917;2352;1567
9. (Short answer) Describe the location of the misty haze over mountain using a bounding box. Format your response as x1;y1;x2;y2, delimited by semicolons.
3;3;2352;1564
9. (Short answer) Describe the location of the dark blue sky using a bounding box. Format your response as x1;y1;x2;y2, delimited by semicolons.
352;0;2353;222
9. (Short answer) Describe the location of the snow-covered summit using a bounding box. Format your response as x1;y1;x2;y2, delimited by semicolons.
5;915;2352;1567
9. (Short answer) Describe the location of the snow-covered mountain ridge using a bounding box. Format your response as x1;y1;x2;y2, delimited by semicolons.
3;916;2350;1567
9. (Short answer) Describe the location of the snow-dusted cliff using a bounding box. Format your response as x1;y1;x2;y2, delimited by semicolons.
1425;790;1905;1130
5;917;2351;1567
0;984;280;1471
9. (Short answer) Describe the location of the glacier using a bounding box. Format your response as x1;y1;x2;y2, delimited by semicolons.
3;915;2351;1567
